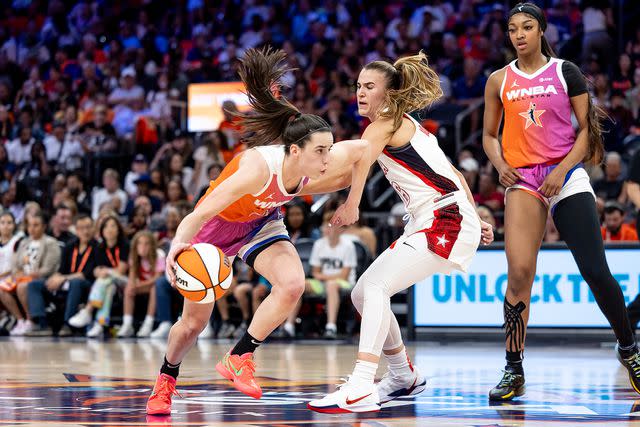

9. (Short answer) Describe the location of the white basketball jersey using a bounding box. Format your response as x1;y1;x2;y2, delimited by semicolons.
377;114;480;270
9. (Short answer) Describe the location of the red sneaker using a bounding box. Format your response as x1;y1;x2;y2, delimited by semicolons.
215;352;262;399
146;373;181;415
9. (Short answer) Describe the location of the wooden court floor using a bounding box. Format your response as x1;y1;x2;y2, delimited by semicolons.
2;338;640;426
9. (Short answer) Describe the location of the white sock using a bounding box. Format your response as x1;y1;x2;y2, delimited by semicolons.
350;360;377;385
326;323;337;331
143;315;154;325
385;349;414;377
122;315;133;326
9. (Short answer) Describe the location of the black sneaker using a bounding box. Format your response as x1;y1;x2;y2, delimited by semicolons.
489;368;525;401
616;344;640;394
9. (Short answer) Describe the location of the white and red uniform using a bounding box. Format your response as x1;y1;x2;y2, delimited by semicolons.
352;114;482;356
376;114;481;272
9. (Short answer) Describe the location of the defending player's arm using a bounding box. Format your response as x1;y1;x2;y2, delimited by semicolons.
300;139;370;195
537;93;590;197
166;150;269;284
482;69;523;187
330;120;392;226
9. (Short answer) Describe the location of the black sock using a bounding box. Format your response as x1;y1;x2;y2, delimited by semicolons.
231;331;262;356
619;342;639;359
506;350;524;374
160;356;181;379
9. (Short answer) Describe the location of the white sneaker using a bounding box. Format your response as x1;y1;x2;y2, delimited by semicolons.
376;367;427;404
10;319;34;336
68;308;92;328
10;319;26;336
136;319;154;337
117;323;135;338
86;322;103;338
150;321;172;338
307;378;380;413
283;322;295;338
199;322;214;339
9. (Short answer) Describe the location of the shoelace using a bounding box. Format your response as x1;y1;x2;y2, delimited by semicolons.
335;376;352;390
236;357;256;375
497;370;521;388
626;353;640;374
153;378;183;401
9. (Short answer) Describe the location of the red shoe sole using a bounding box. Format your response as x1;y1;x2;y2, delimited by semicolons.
215;361;262;399
146;405;171;415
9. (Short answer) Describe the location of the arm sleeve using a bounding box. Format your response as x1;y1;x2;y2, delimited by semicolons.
562;61;589;97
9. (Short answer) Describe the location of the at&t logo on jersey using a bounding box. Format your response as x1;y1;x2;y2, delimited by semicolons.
506;84;558;101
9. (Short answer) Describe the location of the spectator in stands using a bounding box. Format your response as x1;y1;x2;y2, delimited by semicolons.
117;230;163;338
44;121;84;172
91;169;127;219
601;201;639;242
48;203;76;246
68;214;129;338
79;104;117;154
66;172;91;215
124;154;150;197
196;163;224;201
26;214;98;336
125;204;150;240
1;212;60;336
167;153;194;193
593;152;626;202
284;201;320;243
6;126;35;170
627;148;640;237
192;132;225;193
581;0;614;70
124;175;162;217
108;66;144;109
459;157;480;193
15;141;50;185
474;172;504;212
150;129;193;172
284;212;357;339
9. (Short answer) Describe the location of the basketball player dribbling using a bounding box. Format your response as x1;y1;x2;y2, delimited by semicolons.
483;2;640;401
146;47;371;415
308;52;494;413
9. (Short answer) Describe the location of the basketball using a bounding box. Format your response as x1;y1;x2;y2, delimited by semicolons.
174;243;233;304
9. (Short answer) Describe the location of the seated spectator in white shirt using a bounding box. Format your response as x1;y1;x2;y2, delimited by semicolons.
91;168;128;220
6;126;35;168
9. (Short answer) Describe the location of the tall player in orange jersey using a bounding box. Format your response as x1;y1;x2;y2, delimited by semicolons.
146;48;370;415
483;2;640;401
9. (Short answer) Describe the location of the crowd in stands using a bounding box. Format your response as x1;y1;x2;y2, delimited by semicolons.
0;0;639;339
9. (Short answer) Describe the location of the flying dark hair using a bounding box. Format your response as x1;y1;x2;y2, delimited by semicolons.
235;47;331;152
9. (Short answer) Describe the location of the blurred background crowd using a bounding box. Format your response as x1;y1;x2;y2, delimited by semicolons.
0;0;639;340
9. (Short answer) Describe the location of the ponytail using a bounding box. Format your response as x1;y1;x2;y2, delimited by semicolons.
236;47;300;148
235;47;331;151
541;35;556;58
364;51;442;133
584;93;606;165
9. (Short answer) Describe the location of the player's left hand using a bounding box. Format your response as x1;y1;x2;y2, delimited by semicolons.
329;202;359;227
479;220;494;245
538;166;566;198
